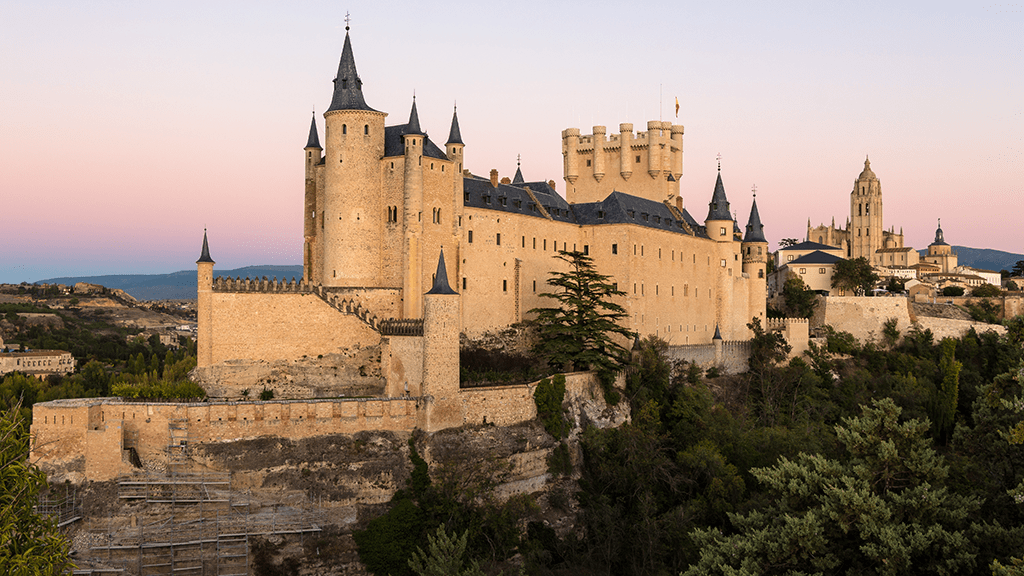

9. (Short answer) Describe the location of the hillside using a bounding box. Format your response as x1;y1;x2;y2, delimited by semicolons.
38;265;303;301
920;246;1023;272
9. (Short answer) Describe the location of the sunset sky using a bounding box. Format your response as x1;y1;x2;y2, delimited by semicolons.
2;1;1021;284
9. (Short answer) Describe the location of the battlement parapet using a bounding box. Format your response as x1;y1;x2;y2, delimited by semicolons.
213;276;313;293
379;319;424;336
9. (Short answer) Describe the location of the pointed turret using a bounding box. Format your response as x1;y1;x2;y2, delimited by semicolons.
426;248;457;294
713;324;722;340
744;198;766;243
512;157;525;185
197;229;214;264
705;171;732;222
305;114;321;149
446;106;463;145
327;30;376;112
407;97;422;134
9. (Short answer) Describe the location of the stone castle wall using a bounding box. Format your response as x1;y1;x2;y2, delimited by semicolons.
914;317;1007;340
814;296;914;344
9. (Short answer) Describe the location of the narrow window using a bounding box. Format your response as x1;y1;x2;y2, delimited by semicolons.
462;278;467;289
583;245;589;255
587;159;592;167
533;280;536;292
544;239;547;250
468;230;473;243
496;233;501;246
635;155;641;163
503;280;507;292
342;124;347;134
533;238;536;249
522;236;526;247
612;243;618;254
364;124;369;135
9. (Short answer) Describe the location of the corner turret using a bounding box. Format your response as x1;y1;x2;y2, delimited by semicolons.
327;29;376;112
421;249;461;431
402;96;425;317
705;168;734;242
196;230;215;367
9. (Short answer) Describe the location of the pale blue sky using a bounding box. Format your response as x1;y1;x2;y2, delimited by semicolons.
2;1;1021;283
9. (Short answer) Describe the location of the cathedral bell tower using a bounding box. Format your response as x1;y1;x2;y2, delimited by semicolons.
849;157;882;260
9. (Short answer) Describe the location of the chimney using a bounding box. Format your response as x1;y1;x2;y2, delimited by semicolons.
676;196;683;211
490;169;499;188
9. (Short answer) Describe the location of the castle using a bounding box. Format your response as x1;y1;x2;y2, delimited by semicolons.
194;26;767;406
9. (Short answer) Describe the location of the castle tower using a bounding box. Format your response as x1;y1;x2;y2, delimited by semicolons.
619;123;634;181
742;195;769;326
196;230;215;368
303;113;322;282
445;106;465;238
402;98;425;318
321;27;387;287
705;168;737;338
420;249;462;432
849;157;883;260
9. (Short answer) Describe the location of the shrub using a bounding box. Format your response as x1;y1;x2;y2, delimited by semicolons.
259;387;275;401
942;286;965;297
534;374;569;439
972;283;1002;297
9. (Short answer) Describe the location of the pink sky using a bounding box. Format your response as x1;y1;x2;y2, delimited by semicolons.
2;1;1021;284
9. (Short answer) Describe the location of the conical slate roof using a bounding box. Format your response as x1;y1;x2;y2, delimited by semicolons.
327;31;376;112
713;324;722;340
512;165;525;184
744;198;766;243
446;106;463;145
406;97;422;134
426;248;457;294
305;114;321;149
196;230;214;264
705;171;733;222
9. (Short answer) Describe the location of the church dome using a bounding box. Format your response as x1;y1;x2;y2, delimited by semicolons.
858;157;877;181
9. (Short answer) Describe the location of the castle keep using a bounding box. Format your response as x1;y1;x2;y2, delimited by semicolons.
193;27;768;409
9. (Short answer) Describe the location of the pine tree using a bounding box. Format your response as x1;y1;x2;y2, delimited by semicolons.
530;250;634;375
407;524;486;576
685;398;980;576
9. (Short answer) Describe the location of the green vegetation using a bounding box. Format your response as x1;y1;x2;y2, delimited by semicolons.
354;438;532;576
974;283;1003;297
0;403;74;576
530;250;634;378
533;374;569;440
781;275;818;318
1;302;203;411
832;256;880;295
944;286;966;297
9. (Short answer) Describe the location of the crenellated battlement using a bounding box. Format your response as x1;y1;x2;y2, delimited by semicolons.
766;317;808;331
213;276;313;293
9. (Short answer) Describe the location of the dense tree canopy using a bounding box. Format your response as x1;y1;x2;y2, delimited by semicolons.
832;256;879;294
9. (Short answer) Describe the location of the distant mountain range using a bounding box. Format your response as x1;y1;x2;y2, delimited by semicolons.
917;246;1023;273
38;265;303;301
34;245;1024;301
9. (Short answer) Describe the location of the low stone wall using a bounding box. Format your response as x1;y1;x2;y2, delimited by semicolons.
817;296;914;344
665;341;751;374
914;317;1007;341
32;397;420;482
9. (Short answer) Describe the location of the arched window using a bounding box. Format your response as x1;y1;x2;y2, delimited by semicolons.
364;124;369;135
342;124;347;134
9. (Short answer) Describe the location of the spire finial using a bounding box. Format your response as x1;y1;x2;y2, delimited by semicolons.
517;154;521;167
717;153;722;172
751;184;757;198
344;11;351;31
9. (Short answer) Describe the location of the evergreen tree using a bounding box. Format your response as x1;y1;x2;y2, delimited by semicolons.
686;398;980;576
408;524;486;576
530;250;634;375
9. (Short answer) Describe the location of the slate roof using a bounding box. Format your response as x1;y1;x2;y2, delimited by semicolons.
744;199;766;243
446;108;463;145
786;250;844;265
384;125;449;160
780;240;840;252
705;172;733;221
512;166;525;184
426;248;457;294
327;32;377;112
572;192;701;236
462;177;576;224
197;230;214;264
305;115;321;149
406;99;422;134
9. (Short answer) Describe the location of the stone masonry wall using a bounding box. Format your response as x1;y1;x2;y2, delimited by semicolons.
817;296;914;344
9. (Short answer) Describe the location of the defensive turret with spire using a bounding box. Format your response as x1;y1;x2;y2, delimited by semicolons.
705;161;735;243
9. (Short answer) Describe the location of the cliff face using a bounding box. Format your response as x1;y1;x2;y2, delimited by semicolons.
59;383;629;575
